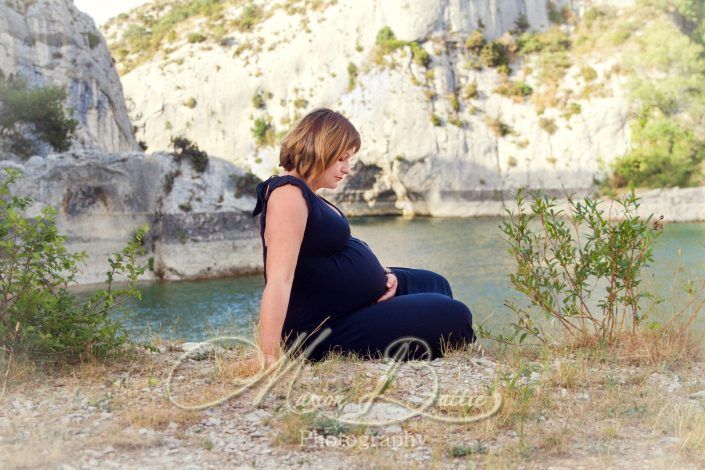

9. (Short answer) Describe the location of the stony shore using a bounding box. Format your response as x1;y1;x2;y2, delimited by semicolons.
2;339;704;469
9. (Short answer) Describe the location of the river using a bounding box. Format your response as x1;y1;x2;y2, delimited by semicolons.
106;218;705;342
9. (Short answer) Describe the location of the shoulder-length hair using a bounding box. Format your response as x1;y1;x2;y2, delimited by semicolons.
279;108;361;181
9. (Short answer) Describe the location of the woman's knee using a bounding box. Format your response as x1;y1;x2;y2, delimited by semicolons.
407;268;453;297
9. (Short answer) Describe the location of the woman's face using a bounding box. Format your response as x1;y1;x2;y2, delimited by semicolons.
311;148;356;190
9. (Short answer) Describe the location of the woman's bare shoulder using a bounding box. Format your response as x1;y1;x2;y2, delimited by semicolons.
267;183;309;213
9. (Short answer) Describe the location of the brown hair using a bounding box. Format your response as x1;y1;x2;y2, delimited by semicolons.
279;108;361;181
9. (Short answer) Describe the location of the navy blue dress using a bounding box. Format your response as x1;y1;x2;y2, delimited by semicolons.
252;174;476;361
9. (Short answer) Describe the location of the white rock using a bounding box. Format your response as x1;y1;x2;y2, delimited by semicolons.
385;424;403;433
0;0;138;153
115;0;642;218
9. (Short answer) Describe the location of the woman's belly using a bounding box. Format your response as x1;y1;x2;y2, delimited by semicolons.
289;237;388;326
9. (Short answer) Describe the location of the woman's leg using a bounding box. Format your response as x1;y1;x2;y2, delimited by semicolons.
389;267;453;298
303;293;476;361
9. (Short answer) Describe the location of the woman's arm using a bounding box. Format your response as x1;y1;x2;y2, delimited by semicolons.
258;184;308;363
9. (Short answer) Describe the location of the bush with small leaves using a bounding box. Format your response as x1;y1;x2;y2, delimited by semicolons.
0;169;147;362
0;74;78;157
251;117;275;146
85;32;101;49
183;97;197;108
231;4;263;32
252;92;265;109
610;117;705;188
539;117;557;134
410;41;431;68
462;83;479;100
494;80;533;100
347;62;358;90
450;94;460;111
233;171;261;198
500;189;662;344
465;30;485;52
430;114;442;126
479;41;509;68
187;33;207;43
170;136;209;173
375;26;406;52
485;116;512;137
580;65;598;82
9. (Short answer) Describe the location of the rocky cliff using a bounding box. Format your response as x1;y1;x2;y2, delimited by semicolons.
105;0;647;216
0;151;261;284
0;0;138;153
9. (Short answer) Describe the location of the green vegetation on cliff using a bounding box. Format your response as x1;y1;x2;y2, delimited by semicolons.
0;73;78;158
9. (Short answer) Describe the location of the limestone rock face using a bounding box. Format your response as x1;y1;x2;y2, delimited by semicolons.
112;0;636;216
0;0;138;153
0;151;261;284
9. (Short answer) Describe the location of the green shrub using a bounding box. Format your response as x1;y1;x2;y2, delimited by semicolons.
293;98;308;109
610;117;705;188
347;62;358;91
448;116;464;128
170;135;209;173
183;97;197;108
583;7;604;29
375;26;406;52
547;1;564;24
450;94;460;112
410;41;431;68
462;83;479;100
430;114;442;126
513;14;530;34
580;65;598;82
187;32;207;43
517;27;571;55
539;117;557;134
233;171;261;198
494;80;533;99
499;189;661;344
85;32;101;49
251;117;275;146
562;102;582;119
485;116;512;137
479;41;509;68
0;169;147;361
0;75;78;157
252;91;266;109
465;29;485;52
231;3;263;32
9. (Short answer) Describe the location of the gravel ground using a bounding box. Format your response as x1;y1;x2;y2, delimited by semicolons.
2;344;705;469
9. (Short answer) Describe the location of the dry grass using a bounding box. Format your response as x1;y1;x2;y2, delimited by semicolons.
120;399;201;430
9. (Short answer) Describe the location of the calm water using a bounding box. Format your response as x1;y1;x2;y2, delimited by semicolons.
105;218;705;342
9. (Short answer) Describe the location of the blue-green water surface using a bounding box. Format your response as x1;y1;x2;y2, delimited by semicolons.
105;218;705;342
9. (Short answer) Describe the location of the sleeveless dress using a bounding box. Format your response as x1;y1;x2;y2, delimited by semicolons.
252;174;476;361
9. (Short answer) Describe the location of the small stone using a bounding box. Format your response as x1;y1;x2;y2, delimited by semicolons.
205;417;221;426
385;424;402;433
244;409;270;424
180;342;214;359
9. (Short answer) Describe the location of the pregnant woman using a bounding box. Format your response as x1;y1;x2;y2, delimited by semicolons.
252;108;476;364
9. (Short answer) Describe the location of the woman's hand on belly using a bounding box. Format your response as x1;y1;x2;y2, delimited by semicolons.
375;272;398;303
